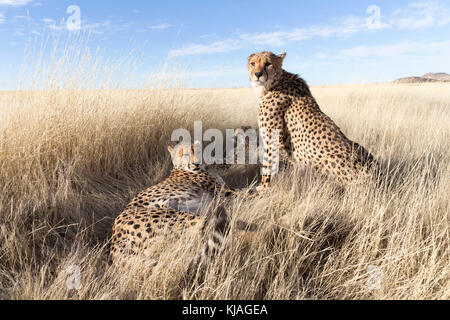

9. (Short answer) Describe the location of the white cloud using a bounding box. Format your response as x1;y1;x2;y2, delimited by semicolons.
316;40;450;60
13;14;30;21
40;18;114;34
80;21;112;34
389;1;450;29
0;12;4;23
338;42;421;59
148;23;172;30
182;65;246;78
170;1;450;58
169;39;243;57
240;16;366;47
0;0;33;6
239;29;308;47
169;17;366;57
170;15;367;57
30;29;42;36
313;52;328;60
41;18;54;24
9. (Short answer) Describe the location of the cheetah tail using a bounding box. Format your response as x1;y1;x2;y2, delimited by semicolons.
188;205;229;272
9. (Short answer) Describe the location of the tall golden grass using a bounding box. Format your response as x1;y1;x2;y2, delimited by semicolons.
0;42;448;299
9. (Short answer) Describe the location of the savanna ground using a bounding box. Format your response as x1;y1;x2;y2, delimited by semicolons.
0;65;449;299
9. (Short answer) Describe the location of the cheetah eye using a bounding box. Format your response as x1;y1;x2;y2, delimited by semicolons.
250;62;255;67
265;62;272;67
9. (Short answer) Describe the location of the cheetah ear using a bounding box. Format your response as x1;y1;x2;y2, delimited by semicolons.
167;146;174;154
279;52;287;60
178;147;185;158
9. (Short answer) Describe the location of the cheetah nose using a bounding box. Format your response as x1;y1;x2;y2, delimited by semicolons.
255;72;263;79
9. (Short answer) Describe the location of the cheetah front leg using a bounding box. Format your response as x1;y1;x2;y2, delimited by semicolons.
258;106;289;191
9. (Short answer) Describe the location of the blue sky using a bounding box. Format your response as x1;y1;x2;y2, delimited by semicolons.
0;0;449;88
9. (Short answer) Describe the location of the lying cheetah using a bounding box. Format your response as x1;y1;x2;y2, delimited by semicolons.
110;142;233;268
248;51;379;189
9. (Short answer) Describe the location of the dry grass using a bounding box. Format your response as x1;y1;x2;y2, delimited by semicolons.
0;46;448;299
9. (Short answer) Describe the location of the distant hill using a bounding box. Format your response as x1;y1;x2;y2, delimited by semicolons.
394;72;450;84
422;73;450;81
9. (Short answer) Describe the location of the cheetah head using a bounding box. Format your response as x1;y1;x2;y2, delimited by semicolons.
248;51;286;97
168;141;205;172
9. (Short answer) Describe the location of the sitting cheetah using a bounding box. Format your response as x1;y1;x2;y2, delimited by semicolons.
248;51;379;189
110;142;234;268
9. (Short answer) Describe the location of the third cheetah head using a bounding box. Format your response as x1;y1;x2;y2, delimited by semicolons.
248;51;286;97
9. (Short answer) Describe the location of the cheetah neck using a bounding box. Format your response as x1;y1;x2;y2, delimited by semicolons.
252;84;267;99
257;71;312;102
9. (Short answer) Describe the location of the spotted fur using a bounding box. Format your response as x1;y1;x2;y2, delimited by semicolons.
248;51;379;189
110;142;232;267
